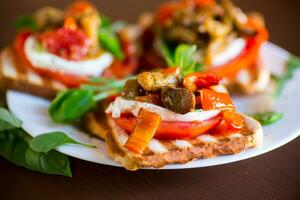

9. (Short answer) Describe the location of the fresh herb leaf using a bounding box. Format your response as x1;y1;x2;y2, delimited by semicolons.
50;76;132;122
0;129;72;177
30;132;94;153
160;41;202;76
99;16;124;60
100;15;112;28
99;28;124;60
81;78;129;92
174;44;197;71
160;40;175;67
251;112;283;126
0;107;22;131
49;89;96;123
273;55;300;97
15;15;38;31
89;77;115;84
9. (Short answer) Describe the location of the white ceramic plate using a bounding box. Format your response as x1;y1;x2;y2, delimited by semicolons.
6;42;300;169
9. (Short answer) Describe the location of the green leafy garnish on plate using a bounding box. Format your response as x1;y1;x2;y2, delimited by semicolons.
0;107;22;131
273;55;300;97
30;132;95;153
0;107;72;177
49;77;133;123
250;112;283;126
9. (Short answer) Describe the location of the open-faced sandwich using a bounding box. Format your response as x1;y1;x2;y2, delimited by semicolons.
0;0;140;99
139;0;270;94
104;69;263;170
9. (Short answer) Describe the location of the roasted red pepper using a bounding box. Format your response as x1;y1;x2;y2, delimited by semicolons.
124;109;161;153
200;89;235;110
209;17;269;80
183;72;221;92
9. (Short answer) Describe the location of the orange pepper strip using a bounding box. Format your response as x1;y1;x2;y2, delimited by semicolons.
210;17;269;80
63;17;77;30
124;109;161;154
161;67;181;75
200;89;235;110
222;110;244;130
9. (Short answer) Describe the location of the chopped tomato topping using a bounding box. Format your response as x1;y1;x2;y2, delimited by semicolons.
38;28;91;61
124;109;161;153
222;110;244;130
183;72;221;92
200;89;235;110
112;114;222;140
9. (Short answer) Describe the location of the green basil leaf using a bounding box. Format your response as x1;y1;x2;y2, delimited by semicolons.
99;28;124;60
30;132;94;153
251;112;283;126
174;44;197;71
100;15;112;28
49;89;96;123
273;55;300;97
160;41;202;76
0;129;71;177
0;107;22;131
15;15;38;31
160;40;175;67
25;147;71;177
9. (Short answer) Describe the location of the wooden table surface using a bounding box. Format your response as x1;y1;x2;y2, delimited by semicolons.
1;0;300;199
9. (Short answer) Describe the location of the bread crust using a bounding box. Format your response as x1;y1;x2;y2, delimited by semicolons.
106;115;263;171
0;48;66;99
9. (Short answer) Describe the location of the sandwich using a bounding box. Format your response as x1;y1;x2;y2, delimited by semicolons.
0;1;140;99
104;69;263;170
139;0;270;94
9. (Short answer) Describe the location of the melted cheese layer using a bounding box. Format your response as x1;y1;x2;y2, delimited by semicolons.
212;38;246;66
24;36;113;76
106;97;220;122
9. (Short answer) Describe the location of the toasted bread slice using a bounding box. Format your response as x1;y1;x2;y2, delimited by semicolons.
0;48;67;99
82;112;108;140
106;114;263;171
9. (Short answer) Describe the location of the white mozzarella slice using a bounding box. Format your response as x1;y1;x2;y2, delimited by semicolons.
106;97;220;122
24;36;113;77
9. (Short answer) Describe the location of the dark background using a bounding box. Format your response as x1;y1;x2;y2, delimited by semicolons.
1;0;300;200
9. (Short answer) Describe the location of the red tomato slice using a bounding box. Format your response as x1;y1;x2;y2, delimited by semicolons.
200;89;235;110
13;28;138;87
14;31;89;87
208;121;241;137
111;114;222;140
13;31;32;67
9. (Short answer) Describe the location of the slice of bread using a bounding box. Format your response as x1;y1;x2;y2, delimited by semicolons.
0;47;67;99
106;114;263;171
